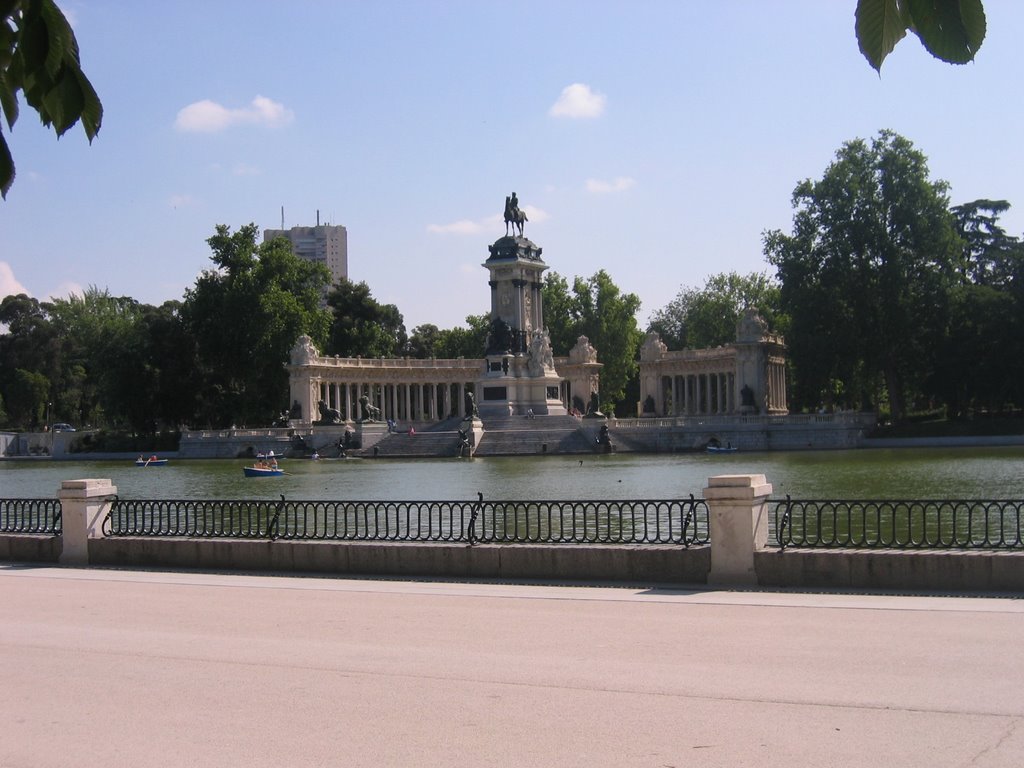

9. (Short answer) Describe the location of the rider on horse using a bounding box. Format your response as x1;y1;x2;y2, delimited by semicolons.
504;192;528;237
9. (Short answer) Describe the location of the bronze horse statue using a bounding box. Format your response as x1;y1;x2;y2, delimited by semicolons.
504;195;527;237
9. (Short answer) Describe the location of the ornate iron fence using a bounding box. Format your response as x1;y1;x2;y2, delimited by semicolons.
0;499;62;535
104;494;709;546
774;497;1024;549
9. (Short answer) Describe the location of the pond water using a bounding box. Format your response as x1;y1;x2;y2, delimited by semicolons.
2;446;1022;501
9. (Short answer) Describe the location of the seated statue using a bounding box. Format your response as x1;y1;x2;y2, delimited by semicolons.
359;394;381;422
317;399;343;425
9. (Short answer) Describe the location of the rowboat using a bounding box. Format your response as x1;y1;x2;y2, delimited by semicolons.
135;456;169;467
706;445;737;454
243;463;284;477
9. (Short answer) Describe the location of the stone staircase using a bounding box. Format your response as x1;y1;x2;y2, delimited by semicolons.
473;415;599;457
363;417;468;458
359;415;604;458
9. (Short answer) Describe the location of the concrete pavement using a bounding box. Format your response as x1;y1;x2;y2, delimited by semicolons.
2;564;1023;767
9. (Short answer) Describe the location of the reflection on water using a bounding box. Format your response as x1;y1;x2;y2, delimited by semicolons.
1;447;1022;500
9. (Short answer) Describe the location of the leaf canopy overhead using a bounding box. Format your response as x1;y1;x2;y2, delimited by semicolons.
856;0;986;72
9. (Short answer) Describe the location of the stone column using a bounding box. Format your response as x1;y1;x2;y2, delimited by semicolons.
58;478;118;565
702;474;773;585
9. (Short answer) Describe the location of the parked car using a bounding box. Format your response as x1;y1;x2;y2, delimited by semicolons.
52;422;76;432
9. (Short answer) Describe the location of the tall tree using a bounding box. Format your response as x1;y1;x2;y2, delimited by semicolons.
183;224;332;427
138;300;199;430
436;313;489;359
6;368;49;427
543;270;642;415
937;200;1024;414
951;199;1023;287
406;323;441;359
648;272;782;350
0;293;70;427
764;130;961;421
407;313;489;359
48;287;146;429
325;278;406;358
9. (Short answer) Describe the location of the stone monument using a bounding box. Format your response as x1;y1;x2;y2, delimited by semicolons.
477;193;567;417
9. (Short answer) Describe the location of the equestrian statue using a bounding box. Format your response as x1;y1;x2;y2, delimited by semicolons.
504;191;528;237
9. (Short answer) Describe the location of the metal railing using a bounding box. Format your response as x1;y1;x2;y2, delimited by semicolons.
774;497;1024;549
0;499;62;535
104;494;709;546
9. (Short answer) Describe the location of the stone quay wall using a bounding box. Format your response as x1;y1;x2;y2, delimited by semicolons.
171;412;873;459
607;411;873;452
3;474;1023;592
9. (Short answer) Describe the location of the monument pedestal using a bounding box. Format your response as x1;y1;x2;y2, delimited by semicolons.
478;354;566;418
477;230;568;418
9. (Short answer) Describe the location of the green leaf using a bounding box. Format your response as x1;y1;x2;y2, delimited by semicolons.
0;128;14;198
37;0;67;79
856;0;910;72
41;64;83;135
907;0;986;64
75;66;101;140
16;9;49;80
0;70;19;129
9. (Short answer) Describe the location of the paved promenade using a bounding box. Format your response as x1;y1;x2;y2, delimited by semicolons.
2;565;1023;768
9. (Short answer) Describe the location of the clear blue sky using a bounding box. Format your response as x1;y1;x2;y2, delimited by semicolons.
2;1;1022;331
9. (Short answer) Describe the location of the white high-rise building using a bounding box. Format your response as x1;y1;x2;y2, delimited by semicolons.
263;224;348;287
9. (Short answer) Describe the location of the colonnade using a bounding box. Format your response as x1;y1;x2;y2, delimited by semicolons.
661;371;736;416
316;379;479;424
764;359;788;414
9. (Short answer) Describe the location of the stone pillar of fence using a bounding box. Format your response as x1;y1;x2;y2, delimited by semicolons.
703;474;772;585
58;479;117;565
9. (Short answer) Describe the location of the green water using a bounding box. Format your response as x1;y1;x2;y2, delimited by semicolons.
1;446;1022;500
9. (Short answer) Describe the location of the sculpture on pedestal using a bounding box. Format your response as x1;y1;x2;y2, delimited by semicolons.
464;391;481;421
359;395;381;422
290;334;318;365
504;192;528;237
317;399;342;425
527;329;555;376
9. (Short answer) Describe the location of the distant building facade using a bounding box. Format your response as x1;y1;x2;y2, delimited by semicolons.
263;224;348;286
637;308;788;417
